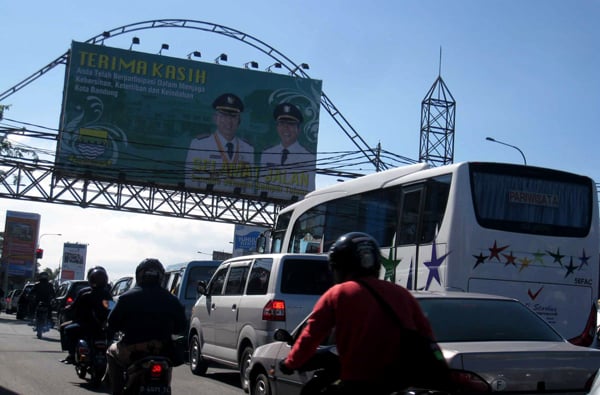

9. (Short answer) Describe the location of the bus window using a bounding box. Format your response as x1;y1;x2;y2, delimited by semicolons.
398;188;421;245
398;175;451;246
290;189;399;252
470;165;592;236
420;175;452;243
271;212;292;253
289;206;325;253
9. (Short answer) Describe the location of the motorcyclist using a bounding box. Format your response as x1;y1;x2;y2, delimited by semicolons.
60;266;112;364
31;271;55;323
106;258;186;395
279;232;437;395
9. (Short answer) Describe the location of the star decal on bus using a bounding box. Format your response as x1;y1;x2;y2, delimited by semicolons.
564;257;578;278
424;239;450;290
488;240;508;261
502;251;517;267
380;253;401;282
518;256;532;272
578;249;590;269
546;248;565;266
532;250;546;265
473;252;488;269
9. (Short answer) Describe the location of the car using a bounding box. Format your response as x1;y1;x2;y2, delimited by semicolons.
248;290;600;395
110;275;135;303
188;253;333;392
51;280;90;325
5;289;22;314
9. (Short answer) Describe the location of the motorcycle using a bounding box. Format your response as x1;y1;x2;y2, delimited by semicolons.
121;354;173;395
34;302;51;339
108;333;184;394
74;328;111;387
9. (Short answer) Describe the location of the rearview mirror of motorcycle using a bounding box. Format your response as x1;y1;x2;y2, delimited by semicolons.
274;328;293;344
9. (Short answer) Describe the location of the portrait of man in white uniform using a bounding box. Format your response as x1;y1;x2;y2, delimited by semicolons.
258;102;316;200
185;93;255;194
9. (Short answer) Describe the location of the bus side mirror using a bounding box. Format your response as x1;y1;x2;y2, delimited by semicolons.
256;235;266;253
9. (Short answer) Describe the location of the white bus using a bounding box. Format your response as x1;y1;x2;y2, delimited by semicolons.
263;161;600;346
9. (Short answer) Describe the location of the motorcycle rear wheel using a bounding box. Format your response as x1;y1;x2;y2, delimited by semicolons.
75;364;87;379
90;366;104;387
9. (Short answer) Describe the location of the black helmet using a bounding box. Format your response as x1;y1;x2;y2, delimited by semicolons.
136;258;165;286
38;271;49;282
328;232;381;280
87;266;108;289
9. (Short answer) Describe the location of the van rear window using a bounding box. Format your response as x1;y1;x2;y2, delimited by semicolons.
280;259;333;295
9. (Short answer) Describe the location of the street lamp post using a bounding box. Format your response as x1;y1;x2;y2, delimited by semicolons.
485;137;527;165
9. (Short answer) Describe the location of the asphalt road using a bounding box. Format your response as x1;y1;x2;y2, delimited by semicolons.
0;311;245;395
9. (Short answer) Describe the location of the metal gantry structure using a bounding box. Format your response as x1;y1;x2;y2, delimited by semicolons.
0;19;416;227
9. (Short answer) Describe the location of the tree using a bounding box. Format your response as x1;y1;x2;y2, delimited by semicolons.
0;104;9;121
1;104;38;162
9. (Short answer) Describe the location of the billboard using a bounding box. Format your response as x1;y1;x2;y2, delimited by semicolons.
60;242;87;281
232;224;269;257
56;41;322;201
1;210;40;279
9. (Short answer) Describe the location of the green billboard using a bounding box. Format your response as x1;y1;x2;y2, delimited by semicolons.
56;41;322;201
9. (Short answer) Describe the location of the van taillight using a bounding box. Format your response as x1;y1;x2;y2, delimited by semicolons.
262;299;286;321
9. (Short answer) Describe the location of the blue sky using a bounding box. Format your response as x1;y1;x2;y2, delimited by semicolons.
1;1;599;281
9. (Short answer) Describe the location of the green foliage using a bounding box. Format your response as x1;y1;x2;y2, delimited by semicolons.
1;133;38;161
0;104;9;120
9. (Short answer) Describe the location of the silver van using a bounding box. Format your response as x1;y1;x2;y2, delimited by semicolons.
188;253;332;391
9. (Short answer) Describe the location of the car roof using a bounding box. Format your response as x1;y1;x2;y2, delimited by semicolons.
165;260;222;272
113;275;134;281
221;253;329;265
411;290;517;301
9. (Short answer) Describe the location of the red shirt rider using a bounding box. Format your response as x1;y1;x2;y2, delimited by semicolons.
283;275;434;381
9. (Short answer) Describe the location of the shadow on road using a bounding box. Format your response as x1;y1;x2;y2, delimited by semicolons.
0;315;28;325
206;370;242;388
0;385;20;395
67;380;110;394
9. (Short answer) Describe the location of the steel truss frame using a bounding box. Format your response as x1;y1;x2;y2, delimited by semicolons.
0;157;280;226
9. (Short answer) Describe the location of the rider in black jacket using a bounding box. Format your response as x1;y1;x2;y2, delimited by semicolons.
30;271;55;323
106;258;186;395
60;266;112;364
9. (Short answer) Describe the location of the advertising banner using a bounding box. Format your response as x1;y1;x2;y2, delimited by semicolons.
1;211;40;279
60;242;87;281
56;41;322;201
232;224;269;257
